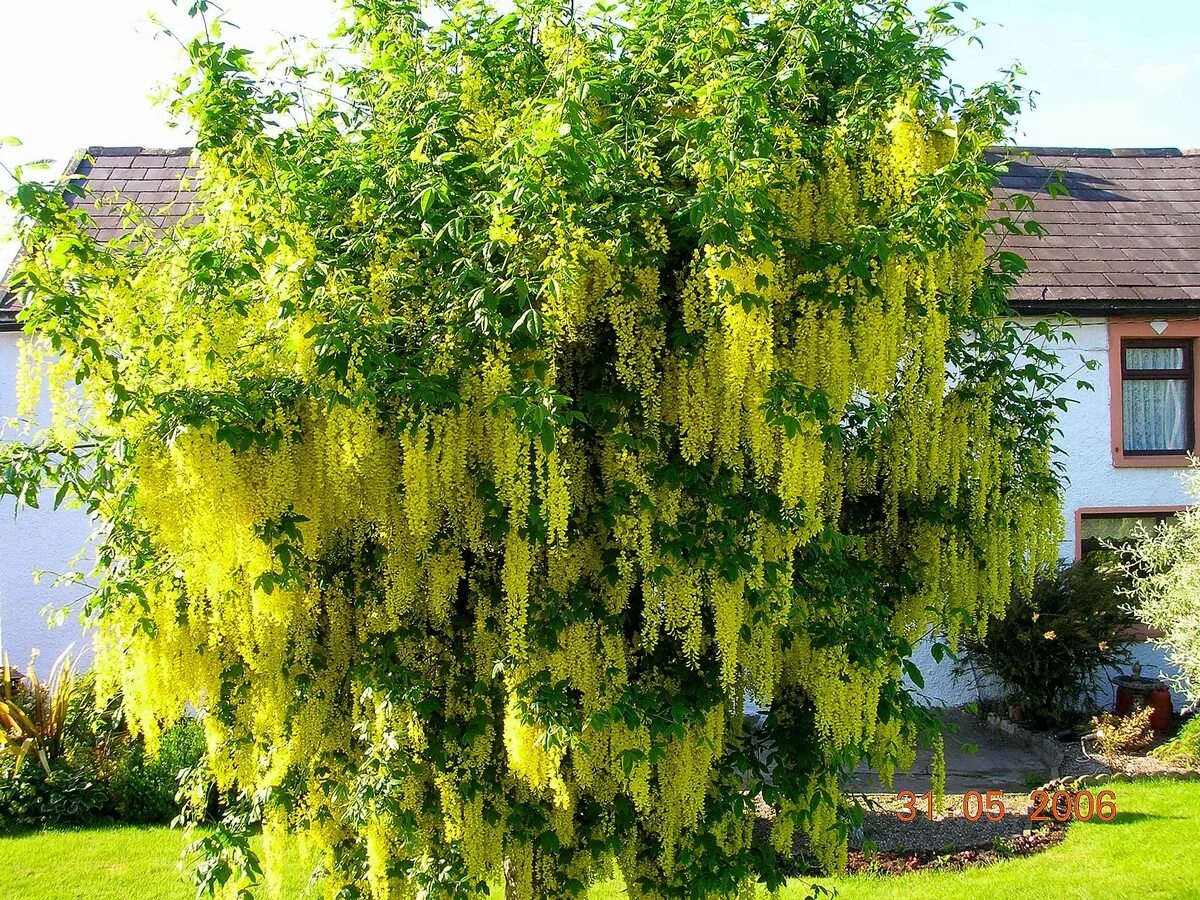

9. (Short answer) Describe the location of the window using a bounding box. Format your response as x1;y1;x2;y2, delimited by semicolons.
1121;339;1193;454
1109;322;1200;467
1076;508;1177;641
1078;509;1177;557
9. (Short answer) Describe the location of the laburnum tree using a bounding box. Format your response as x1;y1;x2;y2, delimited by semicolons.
2;0;1066;897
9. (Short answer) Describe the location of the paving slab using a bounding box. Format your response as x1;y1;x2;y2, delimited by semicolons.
849;708;1051;795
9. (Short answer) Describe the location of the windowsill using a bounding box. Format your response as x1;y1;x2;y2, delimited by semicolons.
1112;452;1193;468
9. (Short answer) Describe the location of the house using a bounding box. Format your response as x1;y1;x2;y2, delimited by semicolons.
1;145;1196;710
922;147;1200;708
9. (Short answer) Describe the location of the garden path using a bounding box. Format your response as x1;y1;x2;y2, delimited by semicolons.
849;708;1051;795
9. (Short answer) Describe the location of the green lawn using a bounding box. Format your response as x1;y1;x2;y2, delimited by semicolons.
2;779;1196;899
799;778;1200;900
0;826;320;900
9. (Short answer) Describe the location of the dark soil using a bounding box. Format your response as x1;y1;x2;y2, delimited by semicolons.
844;823;1066;875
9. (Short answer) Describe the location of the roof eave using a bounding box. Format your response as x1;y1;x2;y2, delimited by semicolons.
1010;299;1200;318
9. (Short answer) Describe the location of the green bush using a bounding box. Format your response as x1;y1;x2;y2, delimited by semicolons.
959;553;1136;729
0;757;109;832
0;664;204;830
104;719;205;824
1092;707;1155;764
1127;469;1200;702
1153;716;1200;768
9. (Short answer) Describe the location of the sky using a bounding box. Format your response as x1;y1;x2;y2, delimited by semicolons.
0;0;1198;240
953;0;1200;150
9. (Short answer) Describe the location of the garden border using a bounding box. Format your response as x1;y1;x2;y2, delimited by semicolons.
1037;769;1200;794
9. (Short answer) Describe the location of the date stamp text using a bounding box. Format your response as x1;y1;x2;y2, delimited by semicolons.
896;788;1118;823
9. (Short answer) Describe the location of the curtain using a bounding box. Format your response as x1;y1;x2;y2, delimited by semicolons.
1080;515;1161;543
1125;346;1184;370
1123;377;1188;451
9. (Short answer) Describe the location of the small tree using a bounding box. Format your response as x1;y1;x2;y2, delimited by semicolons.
1127;468;1200;704
961;553;1135;728
2;0;1063;896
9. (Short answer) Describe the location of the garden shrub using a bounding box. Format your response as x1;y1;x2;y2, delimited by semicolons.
104;718;205;824
0;648;78;776
1152;716;1200;768
961;553;1135;728
0;756;109;832
1127;466;1200;703
1092;707;1155;765
0;661;202;830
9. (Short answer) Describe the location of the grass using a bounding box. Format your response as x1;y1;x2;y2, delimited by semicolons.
799;778;1200;900
0;826;319;900
1;779;1196;899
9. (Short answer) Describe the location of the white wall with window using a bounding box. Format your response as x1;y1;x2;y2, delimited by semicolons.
1041;318;1194;558
917;316;1190;707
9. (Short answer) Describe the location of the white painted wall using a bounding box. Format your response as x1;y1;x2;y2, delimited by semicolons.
0;330;91;668
1048;318;1194;557
916;316;1187;710
907;636;1002;708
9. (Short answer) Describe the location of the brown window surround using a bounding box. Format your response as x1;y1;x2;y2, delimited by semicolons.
1075;505;1183;642
1108;320;1200;467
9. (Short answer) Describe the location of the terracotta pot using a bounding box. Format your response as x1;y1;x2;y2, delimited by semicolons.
1008;704;1024;724
1148;686;1173;731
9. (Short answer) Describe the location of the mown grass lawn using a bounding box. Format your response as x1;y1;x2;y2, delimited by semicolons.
0;826;320;900
801;778;1200;899
2;779;1196;899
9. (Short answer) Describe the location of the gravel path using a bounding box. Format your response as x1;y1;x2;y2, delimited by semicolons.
849;708;1052;794
852;803;1038;853
753;709;1199;868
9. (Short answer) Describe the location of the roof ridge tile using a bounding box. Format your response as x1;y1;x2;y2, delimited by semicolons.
85;146;195;159
994;145;1187;158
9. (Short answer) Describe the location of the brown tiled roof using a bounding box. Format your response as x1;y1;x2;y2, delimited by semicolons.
992;147;1200;315
4;145;1200;326
0;146;197;327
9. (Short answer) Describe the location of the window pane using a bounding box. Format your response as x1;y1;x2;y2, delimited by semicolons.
1125;346;1185;371
1080;515;1161;544
1123;377;1189;451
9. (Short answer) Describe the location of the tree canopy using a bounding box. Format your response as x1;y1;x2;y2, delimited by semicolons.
2;0;1064;897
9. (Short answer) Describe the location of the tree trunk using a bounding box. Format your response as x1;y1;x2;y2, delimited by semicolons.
503;857;520;900
503;856;542;900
